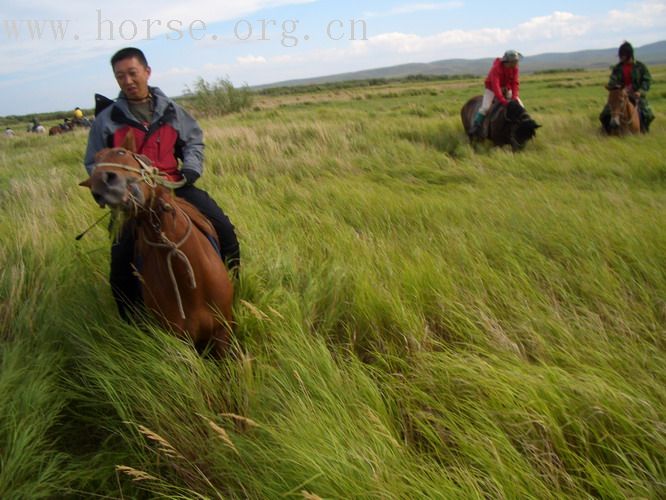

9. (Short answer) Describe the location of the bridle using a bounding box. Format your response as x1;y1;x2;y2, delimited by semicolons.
93;153;186;190
93;152;187;218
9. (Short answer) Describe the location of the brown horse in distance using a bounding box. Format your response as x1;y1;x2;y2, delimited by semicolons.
79;133;234;355
461;96;541;150
49;122;74;136
603;86;641;136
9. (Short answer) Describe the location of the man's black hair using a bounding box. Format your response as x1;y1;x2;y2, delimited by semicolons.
111;47;149;68
619;41;634;60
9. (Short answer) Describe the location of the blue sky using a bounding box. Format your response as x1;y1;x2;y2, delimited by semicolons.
1;0;665;116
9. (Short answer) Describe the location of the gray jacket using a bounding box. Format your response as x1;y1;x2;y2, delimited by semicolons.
84;86;204;179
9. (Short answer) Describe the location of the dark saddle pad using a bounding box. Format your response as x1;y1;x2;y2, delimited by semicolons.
479;102;506;138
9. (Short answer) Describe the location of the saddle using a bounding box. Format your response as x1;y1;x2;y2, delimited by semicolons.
172;196;222;258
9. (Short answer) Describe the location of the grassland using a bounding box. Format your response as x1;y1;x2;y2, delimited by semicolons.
1;67;665;499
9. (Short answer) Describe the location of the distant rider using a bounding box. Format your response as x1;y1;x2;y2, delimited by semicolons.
600;41;654;133
469;50;524;137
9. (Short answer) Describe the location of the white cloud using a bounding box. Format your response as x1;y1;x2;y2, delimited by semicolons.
203;62;233;72
364;2;464;18
348;11;590;56
515;11;591;40
358;28;511;55
152;66;197;79
606;0;666;29
316;3;664;62
237;54;267;65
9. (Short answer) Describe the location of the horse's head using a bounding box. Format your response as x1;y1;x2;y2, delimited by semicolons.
606;85;629;129
512;118;541;148
79;132;154;212
505;101;541;149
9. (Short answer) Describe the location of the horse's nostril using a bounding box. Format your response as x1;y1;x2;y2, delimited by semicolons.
104;171;118;185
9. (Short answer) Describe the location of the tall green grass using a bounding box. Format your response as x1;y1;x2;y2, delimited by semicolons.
183;77;254;117
1;68;665;498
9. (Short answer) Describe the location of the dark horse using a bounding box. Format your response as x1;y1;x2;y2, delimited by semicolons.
79;133;234;355
602;85;641;136
461;97;541;150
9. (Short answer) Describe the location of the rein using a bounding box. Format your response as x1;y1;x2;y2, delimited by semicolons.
141;203;197;320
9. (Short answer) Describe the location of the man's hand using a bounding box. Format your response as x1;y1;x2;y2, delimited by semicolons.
181;169;200;185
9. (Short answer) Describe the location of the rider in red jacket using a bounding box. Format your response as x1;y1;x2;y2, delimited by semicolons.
469;50;524;136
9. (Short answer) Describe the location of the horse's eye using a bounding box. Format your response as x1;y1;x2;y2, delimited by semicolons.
117;150;126;156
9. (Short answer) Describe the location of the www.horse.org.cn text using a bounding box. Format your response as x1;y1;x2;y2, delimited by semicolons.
2;11;368;48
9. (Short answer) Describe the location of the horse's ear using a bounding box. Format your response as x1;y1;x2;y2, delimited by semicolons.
121;130;137;152
135;153;152;166
79;178;92;188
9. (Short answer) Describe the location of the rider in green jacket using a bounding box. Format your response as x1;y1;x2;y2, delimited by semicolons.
600;41;655;133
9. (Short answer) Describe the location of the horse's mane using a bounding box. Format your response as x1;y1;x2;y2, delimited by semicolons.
506;100;526;121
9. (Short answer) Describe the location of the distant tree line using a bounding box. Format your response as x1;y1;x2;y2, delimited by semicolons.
532;68;587;75
256;73;478;96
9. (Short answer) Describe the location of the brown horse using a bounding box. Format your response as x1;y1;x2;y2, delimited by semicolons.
49;122;74;136
79;133;234;355
603;86;641;136
461;97;540;150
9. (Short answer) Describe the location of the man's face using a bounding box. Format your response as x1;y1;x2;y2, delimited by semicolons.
504;61;518;69
619;54;630;64
113;57;151;100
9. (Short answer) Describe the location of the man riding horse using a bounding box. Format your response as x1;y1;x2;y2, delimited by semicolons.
469;50;524;138
600;41;654;133
73;107;91;128
84;47;240;321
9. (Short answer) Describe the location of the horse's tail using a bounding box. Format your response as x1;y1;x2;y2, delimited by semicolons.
461;96;483;134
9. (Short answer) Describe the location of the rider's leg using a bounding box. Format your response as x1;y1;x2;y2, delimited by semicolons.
599;104;612;132
638;99;654;133
109;220;143;322
470;89;495;136
479;89;495;117
175;185;240;277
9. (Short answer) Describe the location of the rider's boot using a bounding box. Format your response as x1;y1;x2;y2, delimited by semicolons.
469;111;485;137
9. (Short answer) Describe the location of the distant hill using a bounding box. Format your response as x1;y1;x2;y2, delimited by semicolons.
255;40;666;89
